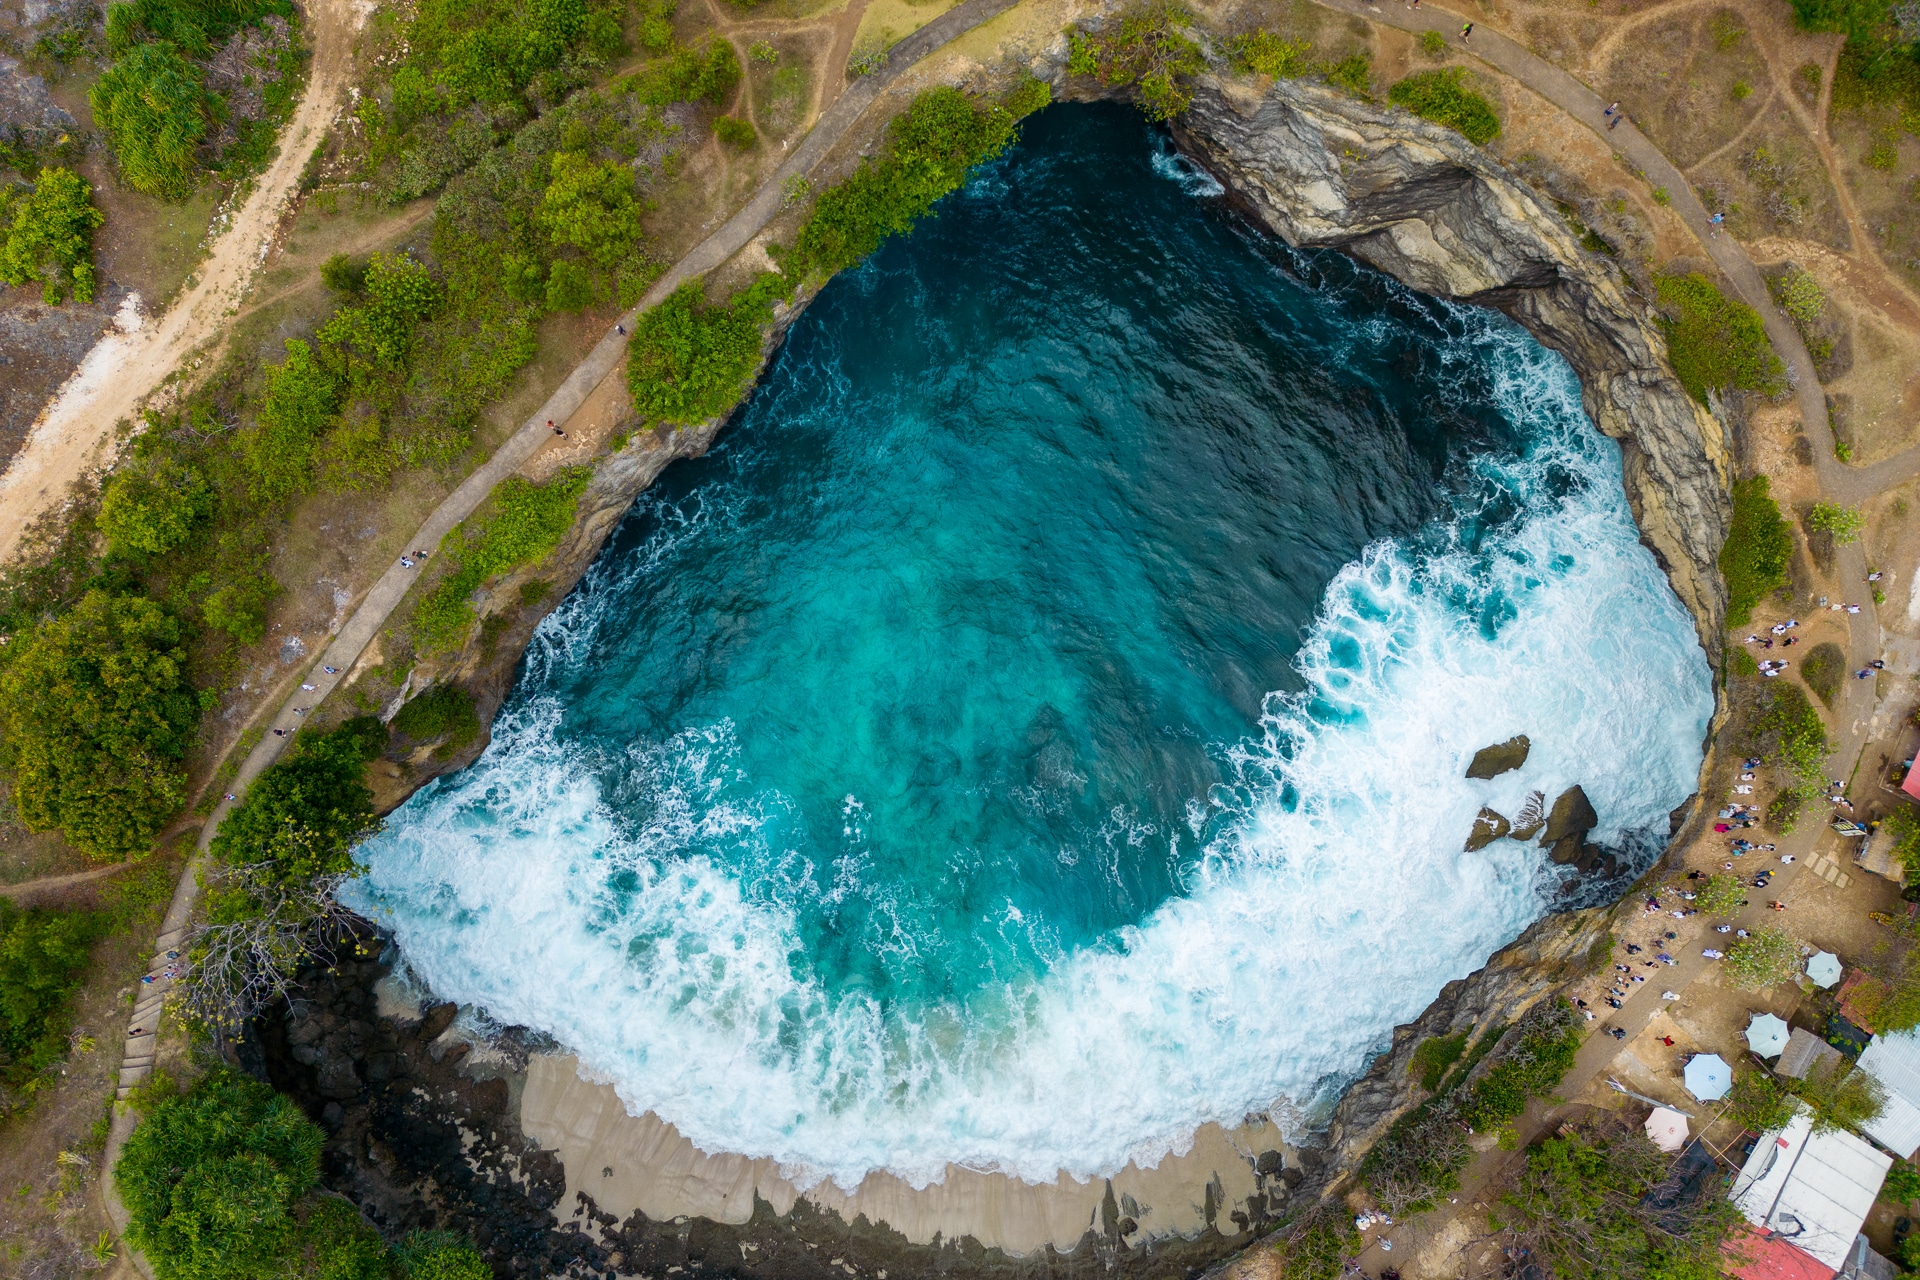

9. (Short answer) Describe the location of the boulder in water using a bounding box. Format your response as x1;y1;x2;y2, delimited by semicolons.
1466;735;1530;779
1464;807;1512;852
1510;790;1547;841
1541;785;1597;845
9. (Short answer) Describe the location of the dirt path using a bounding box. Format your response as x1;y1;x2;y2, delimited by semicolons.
0;860;132;902
0;0;363;565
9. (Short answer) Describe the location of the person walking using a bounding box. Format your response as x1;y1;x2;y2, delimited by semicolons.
1459;20;1473;40
1604;101;1619;119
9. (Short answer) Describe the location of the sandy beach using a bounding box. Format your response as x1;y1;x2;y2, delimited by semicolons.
518;1054;1299;1255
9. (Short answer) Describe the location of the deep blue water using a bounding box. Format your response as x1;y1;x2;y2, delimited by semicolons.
348;104;1712;1187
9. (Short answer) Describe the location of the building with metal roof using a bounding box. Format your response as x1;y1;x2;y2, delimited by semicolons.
1732;1106;1892;1273
1855;1028;1920;1159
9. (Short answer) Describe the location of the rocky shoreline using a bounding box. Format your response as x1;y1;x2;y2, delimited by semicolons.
263;70;1730;1278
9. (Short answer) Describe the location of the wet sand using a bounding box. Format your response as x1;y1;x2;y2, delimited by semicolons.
518;1054;1296;1255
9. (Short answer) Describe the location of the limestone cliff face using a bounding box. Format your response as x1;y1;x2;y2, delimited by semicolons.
1172;77;1732;656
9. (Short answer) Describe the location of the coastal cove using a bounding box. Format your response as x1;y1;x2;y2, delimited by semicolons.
320;95;1723;1263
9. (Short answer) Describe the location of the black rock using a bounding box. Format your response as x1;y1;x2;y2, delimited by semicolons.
1255;1149;1284;1177
1466;735;1530;779
1541;785;1598;845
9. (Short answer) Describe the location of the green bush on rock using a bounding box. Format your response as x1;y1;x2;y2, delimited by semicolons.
1065;2;1206;120
209;717;387;888
1228;30;1313;79
1720;475;1793;628
1655;272;1785;405
413;469;591;651
89;40;210;200
626;277;783;426
1388;68;1500;144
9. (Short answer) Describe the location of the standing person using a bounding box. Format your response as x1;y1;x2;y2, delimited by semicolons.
1609;110;1624;131
1604;101;1619;118
1460;20;1473;40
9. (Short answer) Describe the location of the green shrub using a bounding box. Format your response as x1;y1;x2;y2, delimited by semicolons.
319;253;366;295
1228;30;1312;78
117;1070;325;1280
1724;923;1800;989
391;684;480;751
627;277;781;425
1388;68;1500;144
1790;1054;1886;1132
414;469;590;651
1883;1158;1920;1205
1772;266;1827;328
105;0;291;58
713;115;756;149
1721;475;1792;627
210;716;386;886
780;86;1021;283
626;38;742;106
1065;2;1207;120
1324;50;1373;99
1800;640;1846;707
0;591;197;859
1502;1120;1744;1279
0;167;104;303
1694;872;1746;916
1753;679;1828;828
201;570;280;645
1000;76;1052;120
1261;1205;1359;1280
1418;29;1447;58
1809;500;1865;542
243;338;339;505
538;151;642;267
90;40;209;200
1729;647;1759;676
1655;272;1786;404
1791;0;1895;44
100;457;213;558
1728;1071;1795;1132
1409;1030;1470;1091
0;900;103;1093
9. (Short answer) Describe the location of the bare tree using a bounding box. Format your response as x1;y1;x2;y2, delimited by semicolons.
178;861;360;1038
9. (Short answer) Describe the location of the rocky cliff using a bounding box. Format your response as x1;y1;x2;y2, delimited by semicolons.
1173;76;1732;656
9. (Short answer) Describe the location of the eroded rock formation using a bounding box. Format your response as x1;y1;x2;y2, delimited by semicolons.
1173;77;1731;656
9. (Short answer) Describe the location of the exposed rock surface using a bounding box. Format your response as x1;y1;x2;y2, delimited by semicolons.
1466;735;1531;779
1464;806;1511;852
1174;78;1731;656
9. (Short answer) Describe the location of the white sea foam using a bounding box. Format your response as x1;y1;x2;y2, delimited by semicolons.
344;311;1711;1192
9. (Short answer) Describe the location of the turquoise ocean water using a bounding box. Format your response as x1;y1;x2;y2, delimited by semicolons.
346;104;1713;1188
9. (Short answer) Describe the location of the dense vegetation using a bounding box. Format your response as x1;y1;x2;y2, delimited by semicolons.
355;0;633;202
92;0;304;198
1723;923;1800;988
208;717;385;888
0;166;104;303
1227;30;1313;79
1388;69;1500;145
118;1070;491;1280
1749;679;1828;829
0;591;199;859
0;900;104;1099
1066;2;1207;120
625;276;785;425
1655;273;1785;405
1496;1119;1743;1280
1720;475;1793;627
1362;1001;1581;1213
413;470;591;652
1800;640;1846;707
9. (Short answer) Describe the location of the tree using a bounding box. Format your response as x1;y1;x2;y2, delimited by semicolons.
1721;475;1793;627
117;1071;324;1280
1808;500;1865;544
1723;924;1801;989
626;279;778;424
201;570;280;645
1791;0;1894;43
0;900;102;1092
242;339;338;505
89;41;209;200
0;591;197;859
210;717;386;887
396;1233;493;1280
1500;1119;1744;1280
538;150;643;268
0;166;105;304
100;457;213;557
1726;1071;1794;1133
1791;1055;1886;1133
1692;873;1746;916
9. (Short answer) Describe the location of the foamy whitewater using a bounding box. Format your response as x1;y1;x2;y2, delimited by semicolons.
344;105;1712;1193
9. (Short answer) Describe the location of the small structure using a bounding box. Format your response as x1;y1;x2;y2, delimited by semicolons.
1809;952;1845;989
1732;1105;1893;1273
1723;1224;1844;1280
1645;1105;1689;1153
1855;821;1905;884
1854;1028;1920;1159
1776;1028;1845;1081
1748;1013;1792;1059
1686;1053;1733;1101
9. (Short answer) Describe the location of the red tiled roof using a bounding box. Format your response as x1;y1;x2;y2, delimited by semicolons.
1722;1225;1837;1280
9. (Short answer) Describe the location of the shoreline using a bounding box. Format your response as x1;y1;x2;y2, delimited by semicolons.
517;1054;1300;1256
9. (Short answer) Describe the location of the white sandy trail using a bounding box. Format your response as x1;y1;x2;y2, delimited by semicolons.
0;0;362;562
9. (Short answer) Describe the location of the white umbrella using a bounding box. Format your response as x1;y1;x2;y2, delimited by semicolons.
1807;951;1844;988
1645;1106;1689;1153
1746;1013;1791;1058
1684;1053;1732;1101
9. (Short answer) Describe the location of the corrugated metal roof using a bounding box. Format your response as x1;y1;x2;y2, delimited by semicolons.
1733;1107;1892;1271
1857;1030;1920;1157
